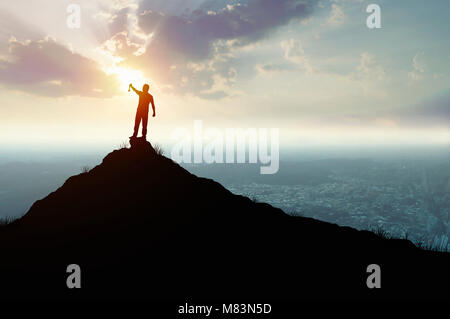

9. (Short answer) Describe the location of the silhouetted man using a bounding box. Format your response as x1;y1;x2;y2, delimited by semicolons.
129;83;155;140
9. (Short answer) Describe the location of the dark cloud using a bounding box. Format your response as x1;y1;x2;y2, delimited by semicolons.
139;0;316;61
109;7;132;36
396;94;450;126
138;0;205;16
0;37;121;97
256;63;294;74
138;10;166;34
115;0;317;98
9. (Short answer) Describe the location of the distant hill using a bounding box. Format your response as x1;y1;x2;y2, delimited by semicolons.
0;139;448;300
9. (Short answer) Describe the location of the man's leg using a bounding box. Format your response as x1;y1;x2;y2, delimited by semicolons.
133;109;142;137
142;109;149;138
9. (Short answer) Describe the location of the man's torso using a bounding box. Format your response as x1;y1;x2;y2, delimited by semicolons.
138;92;152;109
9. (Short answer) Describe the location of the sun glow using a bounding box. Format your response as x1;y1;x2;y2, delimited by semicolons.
108;67;147;92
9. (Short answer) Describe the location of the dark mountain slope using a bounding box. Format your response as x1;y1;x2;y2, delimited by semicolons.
0;139;448;300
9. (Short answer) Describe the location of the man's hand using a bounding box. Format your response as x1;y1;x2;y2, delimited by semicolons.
153;113;156;117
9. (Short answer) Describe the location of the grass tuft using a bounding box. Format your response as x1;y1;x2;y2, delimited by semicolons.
81;166;91;174
154;143;165;156
0;217;13;227
118;140;129;149
372;225;392;240
369;225;448;252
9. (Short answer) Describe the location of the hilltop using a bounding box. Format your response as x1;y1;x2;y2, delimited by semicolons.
0;138;448;300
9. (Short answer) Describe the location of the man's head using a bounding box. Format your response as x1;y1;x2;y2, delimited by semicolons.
143;84;149;92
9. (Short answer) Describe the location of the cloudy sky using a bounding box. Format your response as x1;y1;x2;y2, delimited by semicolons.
0;0;449;150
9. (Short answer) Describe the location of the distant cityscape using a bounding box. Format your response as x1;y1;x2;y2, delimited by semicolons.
224;160;450;251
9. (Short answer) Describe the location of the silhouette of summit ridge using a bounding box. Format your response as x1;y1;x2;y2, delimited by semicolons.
0;142;449;300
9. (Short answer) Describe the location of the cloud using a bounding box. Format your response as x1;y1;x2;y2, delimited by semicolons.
139;0;205;16
256;62;293;75
256;39;315;75
0;9;44;51
100;31;145;58
352;52;385;81
92;2;146;45
408;53;425;82
137;10;166;34
394;93;450;127
347;52;387;97
326;4;345;26
281;39;315;73
0;37;121;97
140;0;316;60
108;0;317;98
197;90;229;100
108;7;133;36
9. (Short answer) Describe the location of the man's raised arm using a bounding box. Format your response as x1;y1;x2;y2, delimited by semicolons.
129;84;141;95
